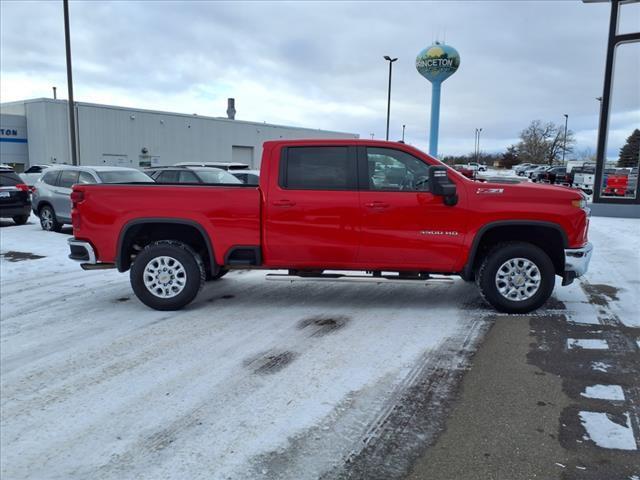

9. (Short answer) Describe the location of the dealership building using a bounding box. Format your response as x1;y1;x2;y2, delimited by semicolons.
0;98;357;171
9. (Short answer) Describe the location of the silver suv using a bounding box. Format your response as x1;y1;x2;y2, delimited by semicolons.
32;165;153;232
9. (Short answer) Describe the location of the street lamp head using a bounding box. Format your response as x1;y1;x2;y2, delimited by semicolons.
564;113;568;118
384;56;398;62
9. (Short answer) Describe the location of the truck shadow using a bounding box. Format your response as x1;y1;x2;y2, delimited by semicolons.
197;274;481;312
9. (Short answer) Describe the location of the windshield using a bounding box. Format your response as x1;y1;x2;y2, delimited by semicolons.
194;169;242;184
97;170;154;183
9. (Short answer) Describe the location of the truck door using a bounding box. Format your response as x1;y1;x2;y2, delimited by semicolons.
264;145;360;268
357;146;464;270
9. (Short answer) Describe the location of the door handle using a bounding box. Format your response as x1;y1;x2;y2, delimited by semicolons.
365;201;390;209
272;199;296;207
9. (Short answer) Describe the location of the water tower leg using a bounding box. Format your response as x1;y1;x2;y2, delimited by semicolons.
429;81;442;157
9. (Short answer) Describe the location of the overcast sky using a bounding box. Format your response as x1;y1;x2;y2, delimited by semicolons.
1;1;638;159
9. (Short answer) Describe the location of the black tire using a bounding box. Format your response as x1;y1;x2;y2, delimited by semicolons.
207;268;229;281
476;241;555;314
38;205;62;232
12;215;29;225
130;240;205;311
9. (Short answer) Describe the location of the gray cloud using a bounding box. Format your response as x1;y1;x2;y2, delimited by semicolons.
1;0;637;159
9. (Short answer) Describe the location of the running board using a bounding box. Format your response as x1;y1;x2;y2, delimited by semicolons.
81;263;116;270
265;273;454;285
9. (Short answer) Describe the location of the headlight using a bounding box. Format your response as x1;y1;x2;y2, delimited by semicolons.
571;199;587;209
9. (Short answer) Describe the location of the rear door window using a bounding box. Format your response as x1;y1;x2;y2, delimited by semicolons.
0;171;23;186
41;170;60;186
58;170;79;188
179;170;200;183
280;146;355;190
79;171;97;184
156;170;180;183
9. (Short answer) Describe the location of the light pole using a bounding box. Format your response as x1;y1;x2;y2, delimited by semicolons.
402;124;406;142
63;0;78;166
383;56;397;141
562;114;568;165
474;128;482;163
370;133;375;140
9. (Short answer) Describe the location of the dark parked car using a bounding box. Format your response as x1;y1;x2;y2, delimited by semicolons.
539;166;568;185
146;166;242;184
0;168;31;225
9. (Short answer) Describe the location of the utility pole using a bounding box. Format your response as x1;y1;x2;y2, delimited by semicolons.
474;128;482;163
63;0;78;166
383;56;397;141
52;86;57;99
562;114;569;165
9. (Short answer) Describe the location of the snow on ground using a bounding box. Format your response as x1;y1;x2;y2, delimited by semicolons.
1;214;638;479
567;338;610;350
581;384;625;401
582;216;640;328
579;411;638;451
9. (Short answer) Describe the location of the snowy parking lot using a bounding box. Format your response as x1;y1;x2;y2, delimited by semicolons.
1;214;639;479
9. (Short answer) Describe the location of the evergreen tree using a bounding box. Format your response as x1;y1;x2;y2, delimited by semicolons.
617;129;640;168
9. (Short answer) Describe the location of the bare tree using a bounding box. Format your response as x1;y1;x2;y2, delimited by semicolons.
516;120;575;165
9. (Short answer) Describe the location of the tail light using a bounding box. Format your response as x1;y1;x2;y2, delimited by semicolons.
70;190;85;205
15;183;30;193
71;189;84;230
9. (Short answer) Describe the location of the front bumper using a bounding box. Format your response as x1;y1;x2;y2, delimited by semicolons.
68;238;96;264
562;242;593;285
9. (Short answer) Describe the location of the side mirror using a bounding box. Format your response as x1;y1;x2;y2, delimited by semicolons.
428;166;458;206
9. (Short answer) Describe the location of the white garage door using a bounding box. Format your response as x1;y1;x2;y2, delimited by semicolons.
231;146;254;167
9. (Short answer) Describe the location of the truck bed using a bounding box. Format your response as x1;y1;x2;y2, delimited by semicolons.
72;183;261;266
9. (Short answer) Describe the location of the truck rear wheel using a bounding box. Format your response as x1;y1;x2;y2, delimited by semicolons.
130;240;205;311
476;242;555;314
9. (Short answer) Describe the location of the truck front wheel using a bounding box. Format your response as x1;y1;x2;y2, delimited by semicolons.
130;240;205;311
476;242;555;314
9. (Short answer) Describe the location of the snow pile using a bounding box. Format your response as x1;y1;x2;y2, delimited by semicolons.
581;384;625;401
579;411;637;451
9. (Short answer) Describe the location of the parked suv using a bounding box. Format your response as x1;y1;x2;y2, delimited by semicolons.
0;167;31;225
20;164;52;186
146;166;242;184
33;166;153;232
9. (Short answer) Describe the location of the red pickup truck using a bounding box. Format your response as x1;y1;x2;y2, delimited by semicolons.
68;140;592;313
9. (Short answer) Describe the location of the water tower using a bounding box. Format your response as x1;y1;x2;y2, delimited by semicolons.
416;42;460;157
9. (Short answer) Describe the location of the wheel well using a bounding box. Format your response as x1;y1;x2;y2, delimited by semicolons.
466;225;565;280
35;201;52;215
118;221;215;275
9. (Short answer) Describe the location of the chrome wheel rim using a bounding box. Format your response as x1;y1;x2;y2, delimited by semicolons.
40;209;53;230
495;257;541;302
143;256;187;298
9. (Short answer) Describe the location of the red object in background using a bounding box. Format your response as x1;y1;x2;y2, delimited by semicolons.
604;173;628;196
452;165;475;179
15;184;31;193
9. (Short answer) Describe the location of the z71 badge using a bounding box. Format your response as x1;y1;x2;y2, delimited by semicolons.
476;188;504;194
